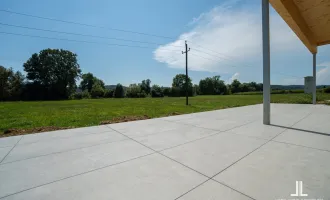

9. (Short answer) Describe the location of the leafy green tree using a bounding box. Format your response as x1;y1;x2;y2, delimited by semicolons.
0;66;12;100
239;83;249;92
0;66;25;100
194;84;200;95
199;76;227;95
80;73;105;93
230;79;241;93
151;84;164;97
103;89;114;98
81;90;91;99
23;49;81;99
172;74;192;89
256;83;263;91
90;82;105;98
140;79;151;94
162;87;171;96
126;84;146;98
114;83;125;98
8;71;25;100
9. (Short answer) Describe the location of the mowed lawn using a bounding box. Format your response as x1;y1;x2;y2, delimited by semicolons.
1;93;330;136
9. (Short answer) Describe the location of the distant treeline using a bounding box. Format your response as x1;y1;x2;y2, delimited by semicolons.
1;48;329;101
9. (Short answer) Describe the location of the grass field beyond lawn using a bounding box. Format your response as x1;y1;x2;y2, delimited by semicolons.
1;93;330;136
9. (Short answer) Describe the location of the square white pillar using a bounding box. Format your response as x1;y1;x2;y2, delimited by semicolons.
312;53;316;104
262;0;270;125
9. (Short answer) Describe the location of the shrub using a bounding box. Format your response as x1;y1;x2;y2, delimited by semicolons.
324;87;330;93
162;87;171;96
114;84;125;98
69;92;83;100
127;84;143;98
81;90;91;99
103;89;114;98
151;85;164;97
90;83;105;98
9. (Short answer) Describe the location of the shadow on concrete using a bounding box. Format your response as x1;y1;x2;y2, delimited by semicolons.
270;124;330;137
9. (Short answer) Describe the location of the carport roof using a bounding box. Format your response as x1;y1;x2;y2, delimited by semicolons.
270;0;330;53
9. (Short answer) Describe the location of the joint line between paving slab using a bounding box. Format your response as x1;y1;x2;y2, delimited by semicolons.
0;136;23;164
210;110;315;179
106;120;259;200
0;152;156;199
270;140;330;153
0;138;131;165
13;129;115;146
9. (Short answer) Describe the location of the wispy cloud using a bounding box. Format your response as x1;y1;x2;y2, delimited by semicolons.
316;62;330;85
153;1;301;77
281;62;330;85
226;72;240;84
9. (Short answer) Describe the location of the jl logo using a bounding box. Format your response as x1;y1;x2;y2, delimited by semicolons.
291;181;308;197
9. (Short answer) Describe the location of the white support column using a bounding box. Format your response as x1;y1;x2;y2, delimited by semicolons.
262;0;270;125
312;53;316;104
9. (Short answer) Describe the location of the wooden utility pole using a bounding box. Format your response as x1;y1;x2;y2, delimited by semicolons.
182;40;190;105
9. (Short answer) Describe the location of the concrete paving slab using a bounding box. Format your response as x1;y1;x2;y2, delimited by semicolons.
273;129;330;151
177;118;246;131
135;126;218;151
2;131;128;163
108;118;189;138
0;136;22;148
178;180;253;200
2;154;207;200
270;113;305;127
0;139;153;198
227;120;286;140
0;147;12;162
215;141;330;200
293;113;330;134
162;132;267;177
18;125;112;145
0;103;329;200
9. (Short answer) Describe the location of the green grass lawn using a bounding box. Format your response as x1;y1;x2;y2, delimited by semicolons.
1;93;330;136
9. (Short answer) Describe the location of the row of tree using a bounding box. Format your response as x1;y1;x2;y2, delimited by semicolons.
0;48;264;101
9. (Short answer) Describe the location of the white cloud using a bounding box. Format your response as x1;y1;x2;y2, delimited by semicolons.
153;1;302;75
316;62;330;85
281;62;330;85
226;72;240;84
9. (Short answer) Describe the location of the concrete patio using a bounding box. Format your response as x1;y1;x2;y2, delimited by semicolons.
0;103;329;200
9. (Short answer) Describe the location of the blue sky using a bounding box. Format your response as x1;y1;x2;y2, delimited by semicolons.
1;0;329;86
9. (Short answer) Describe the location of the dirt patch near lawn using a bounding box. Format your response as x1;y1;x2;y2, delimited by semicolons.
1;113;182;138
100;115;151;125
1;126;73;138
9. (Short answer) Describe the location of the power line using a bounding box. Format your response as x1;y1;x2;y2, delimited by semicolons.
0;31;183;52
0;9;177;40
190;51;304;79
0;22;183;48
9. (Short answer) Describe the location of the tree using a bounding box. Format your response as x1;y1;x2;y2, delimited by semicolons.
114;84;125;98
126;84;146;98
172;74;192;89
239;83;249;92
103;89;114;98
230;79;241;93
151;84;164;97
140;79;151;94
90;82;105;98
23;49;81;99
80;73;105;93
162;87;171;96
199;76;227;95
8;71;25;100
0;66;12;100
0;66;25;100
